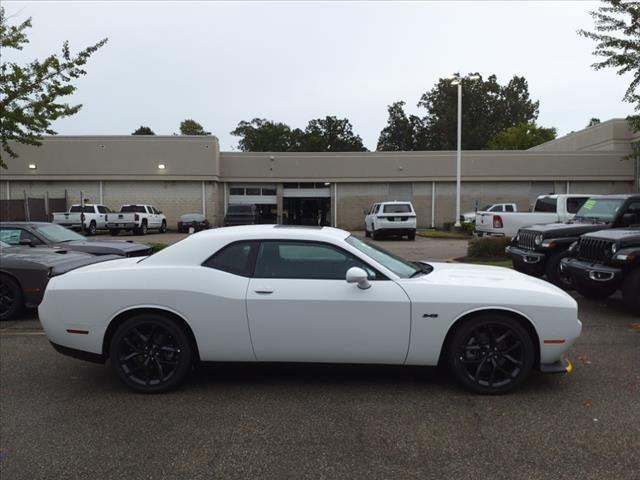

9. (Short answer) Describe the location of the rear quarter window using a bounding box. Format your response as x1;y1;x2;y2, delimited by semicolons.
203;241;256;277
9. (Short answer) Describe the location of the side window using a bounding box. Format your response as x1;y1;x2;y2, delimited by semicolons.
203;241;256;277
505;205;514;212
490;205;503;212
566;197;588;214
0;228;42;245
620;201;640;226
254;241;381;280
97;206;108;214
373;204;380;214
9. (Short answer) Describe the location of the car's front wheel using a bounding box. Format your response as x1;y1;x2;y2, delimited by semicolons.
109;314;193;393
0;275;23;321
545;251;573;290
159;220;167;233
447;313;535;394
622;269;640;314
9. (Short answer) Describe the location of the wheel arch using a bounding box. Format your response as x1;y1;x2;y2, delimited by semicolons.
102;306;200;362
438;307;541;368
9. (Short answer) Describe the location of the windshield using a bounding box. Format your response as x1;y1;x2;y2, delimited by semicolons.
0;240;10;248
383;204;412;213
35;224;85;242
574;198;624;222
345;235;423;278
181;214;205;221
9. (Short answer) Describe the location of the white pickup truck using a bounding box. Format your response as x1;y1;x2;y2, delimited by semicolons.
52;204;113;235
474;194;593;237
106;204;167;236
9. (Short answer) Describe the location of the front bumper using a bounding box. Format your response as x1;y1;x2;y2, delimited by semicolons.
560;257;623;284
505;245;547;265
540;357;573;374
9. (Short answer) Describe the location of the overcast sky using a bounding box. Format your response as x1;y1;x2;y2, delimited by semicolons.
3;0;634;150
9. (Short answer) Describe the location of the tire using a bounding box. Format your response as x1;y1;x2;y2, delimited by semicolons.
109;229;120;236
622;269;640;314
447;313;535;394
574;280;617;300
0;274;24;321
365;228;370;238
372;229;380;240
136;221;148;236
545;251;573;290
159;220;167;233
408;231;416;241
87;221;97;236
109;313;193;393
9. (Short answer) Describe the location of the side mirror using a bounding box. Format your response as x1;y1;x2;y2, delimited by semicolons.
346;267;371;290
19;239;33;247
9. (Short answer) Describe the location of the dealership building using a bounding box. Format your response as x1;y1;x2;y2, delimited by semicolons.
1;118;638;229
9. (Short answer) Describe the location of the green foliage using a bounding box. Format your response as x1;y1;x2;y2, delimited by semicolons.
487;122;557;150
132;126;155;135
179;119;210;135
587;118;601;127
147;242;168;253
418;74;540;150
0;6;107;168
467;236;512;259
231;116;367;152
376;101;427;151
578;0;640;131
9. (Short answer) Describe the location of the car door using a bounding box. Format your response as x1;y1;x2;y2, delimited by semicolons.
147;206;159;228
246;240;411;364
96;206;108;228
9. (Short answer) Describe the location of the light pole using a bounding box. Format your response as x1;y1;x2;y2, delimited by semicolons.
450;73;480;227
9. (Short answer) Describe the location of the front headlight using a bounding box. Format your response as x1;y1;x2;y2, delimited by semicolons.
534;234;544;246
610;243;618;256
568;241;578;253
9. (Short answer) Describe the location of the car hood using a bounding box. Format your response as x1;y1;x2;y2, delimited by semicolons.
522;221;608;238
1;246;91;266
60;239;151;255
581;228;640;245
403;262;574;303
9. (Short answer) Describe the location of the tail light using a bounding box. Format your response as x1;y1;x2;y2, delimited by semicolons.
493;215;503;229
134;214;139;221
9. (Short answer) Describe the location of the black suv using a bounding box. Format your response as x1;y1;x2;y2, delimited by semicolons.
506;194;640;289
561;228;639;314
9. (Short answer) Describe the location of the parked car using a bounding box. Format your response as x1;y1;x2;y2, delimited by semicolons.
106;204;167;235
0;222;152;257
462;203;517;223
177;213;209;233
224;204;259;226
0;241;120;320
475;194;592;237
364;201;417;240
561;228;640;313
39;225;581;394
506;194;640;289
52;204;113;235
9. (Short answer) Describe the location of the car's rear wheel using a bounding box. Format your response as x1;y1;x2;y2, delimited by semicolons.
87;221;97;236
160;220;167;233
372;229;380;240
545;251;573;290
109;314;193;393
135;221;148;236
622;269;640;314
408;231;416;241
574;280;618;300
0;275;23;321
447;313;535;394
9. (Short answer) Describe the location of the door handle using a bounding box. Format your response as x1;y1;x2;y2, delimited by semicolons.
254;288;274;294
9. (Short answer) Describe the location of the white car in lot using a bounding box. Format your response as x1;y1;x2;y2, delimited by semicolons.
39;225;581;394
106;204;167;235
365;201;417;240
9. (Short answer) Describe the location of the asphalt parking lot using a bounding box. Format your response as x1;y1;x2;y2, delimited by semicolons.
1;233;638;479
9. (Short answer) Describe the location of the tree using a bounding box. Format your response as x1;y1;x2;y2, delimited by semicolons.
578;0;640;131
299;116;367;152
417;74;540;150
230;115;367;152
230;118;295;151
487;122;557;150
376;101;427;151
587;118;601;127
0;6;107;168
132;126;155;135
179;119;210;135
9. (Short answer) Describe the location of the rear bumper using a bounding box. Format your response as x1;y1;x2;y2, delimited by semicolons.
50;341;105;364
560;257;623;284
106;222;138;229
375;227;416;236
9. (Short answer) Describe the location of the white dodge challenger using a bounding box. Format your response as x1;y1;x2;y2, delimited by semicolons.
39;225;581;394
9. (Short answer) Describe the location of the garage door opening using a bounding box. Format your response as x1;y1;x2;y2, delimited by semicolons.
283;197;331;226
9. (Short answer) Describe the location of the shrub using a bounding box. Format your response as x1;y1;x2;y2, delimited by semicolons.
467;236;512;258
461;222;475;235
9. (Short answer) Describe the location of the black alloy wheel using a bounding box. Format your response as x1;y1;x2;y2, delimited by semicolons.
448;314;535;394
0;275;23;321
110;314;193;393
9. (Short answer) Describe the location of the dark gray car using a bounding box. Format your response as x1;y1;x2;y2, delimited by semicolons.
0;241;120;320
0;222;152;257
